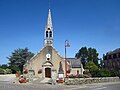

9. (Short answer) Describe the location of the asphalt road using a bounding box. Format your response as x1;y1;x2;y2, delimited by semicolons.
0;82;70;90
72;82;120;90
0;82;120;90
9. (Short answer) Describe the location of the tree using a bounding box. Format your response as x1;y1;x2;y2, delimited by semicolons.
8;48;34;73
75;47;99;67
85;61;99;77
85;61;117;77
88;48;99;65
0;64;8;69
85;61;98;71
75;47;88;67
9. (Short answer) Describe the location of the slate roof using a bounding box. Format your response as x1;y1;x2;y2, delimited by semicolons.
106;48;120;55
67;58;81;68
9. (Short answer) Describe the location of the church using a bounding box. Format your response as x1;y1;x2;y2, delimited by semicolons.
23;8;84;80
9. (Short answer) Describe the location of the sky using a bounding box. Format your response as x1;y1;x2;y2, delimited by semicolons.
0;0;120;64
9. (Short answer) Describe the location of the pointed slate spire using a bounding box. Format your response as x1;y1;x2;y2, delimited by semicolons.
46;9;53;29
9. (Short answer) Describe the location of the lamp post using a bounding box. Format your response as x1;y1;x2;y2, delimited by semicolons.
65;40;70;77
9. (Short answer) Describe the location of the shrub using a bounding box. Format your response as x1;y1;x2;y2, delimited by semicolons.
110;69;117;77
100;69;111;77
0;68;5;74
93;69;111;77
5;68;12;74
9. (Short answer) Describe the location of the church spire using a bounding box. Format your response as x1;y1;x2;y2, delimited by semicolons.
44;8;53;47
47;9;52;28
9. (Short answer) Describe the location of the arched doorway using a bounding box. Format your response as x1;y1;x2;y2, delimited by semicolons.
45;68;51;78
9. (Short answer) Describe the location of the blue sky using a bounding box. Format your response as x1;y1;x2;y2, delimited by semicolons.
0;0;120;64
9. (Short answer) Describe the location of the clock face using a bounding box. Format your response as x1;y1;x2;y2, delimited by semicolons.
46;54;51;58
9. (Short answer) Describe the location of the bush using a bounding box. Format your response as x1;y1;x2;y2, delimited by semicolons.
98;69;111;77
110;69;117;77
85;61;99;77
5;68;12;74
9;65;20;74
89;69;118;77
0;68;5;74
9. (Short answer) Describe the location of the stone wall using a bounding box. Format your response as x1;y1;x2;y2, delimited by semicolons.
65;77;120;85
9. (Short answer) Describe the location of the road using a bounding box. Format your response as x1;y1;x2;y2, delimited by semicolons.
71;82;120;90
0;82;120;90
0;82;67;90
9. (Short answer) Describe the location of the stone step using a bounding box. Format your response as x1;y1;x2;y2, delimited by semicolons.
40;78;51;84
32;78;44;84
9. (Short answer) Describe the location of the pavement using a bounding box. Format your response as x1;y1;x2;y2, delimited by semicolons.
68;82;120;90
0;74;16;83
63;82;120;90
0;74;120;90
0;81;120;90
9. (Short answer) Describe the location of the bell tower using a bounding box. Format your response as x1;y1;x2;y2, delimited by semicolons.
44;9;53;47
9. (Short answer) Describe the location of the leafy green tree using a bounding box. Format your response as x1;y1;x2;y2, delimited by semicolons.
75;47;99;67
84;61;99;77
75;47;88;67
0;64;8;69
8;48;34;73
85;61;98;71
88;48;99;65
9;65;20;73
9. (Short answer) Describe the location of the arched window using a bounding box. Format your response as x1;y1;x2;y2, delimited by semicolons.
50;31;52;37
46;31;48;37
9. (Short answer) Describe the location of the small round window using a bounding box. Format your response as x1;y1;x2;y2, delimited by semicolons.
46;54;51;61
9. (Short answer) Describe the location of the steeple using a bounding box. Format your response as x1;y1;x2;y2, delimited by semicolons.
44;8;53;47
47;9;52;28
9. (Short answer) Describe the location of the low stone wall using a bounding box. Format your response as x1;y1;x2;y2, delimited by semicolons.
64;77;120;85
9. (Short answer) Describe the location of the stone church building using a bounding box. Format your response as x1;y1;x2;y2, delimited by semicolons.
24;9;84;80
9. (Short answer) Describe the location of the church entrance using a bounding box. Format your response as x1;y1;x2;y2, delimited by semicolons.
45;68;51;78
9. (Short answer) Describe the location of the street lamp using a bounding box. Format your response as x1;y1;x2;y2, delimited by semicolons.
65;40;70;77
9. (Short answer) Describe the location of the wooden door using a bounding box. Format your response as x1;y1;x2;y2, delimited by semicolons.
45;68;51;78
